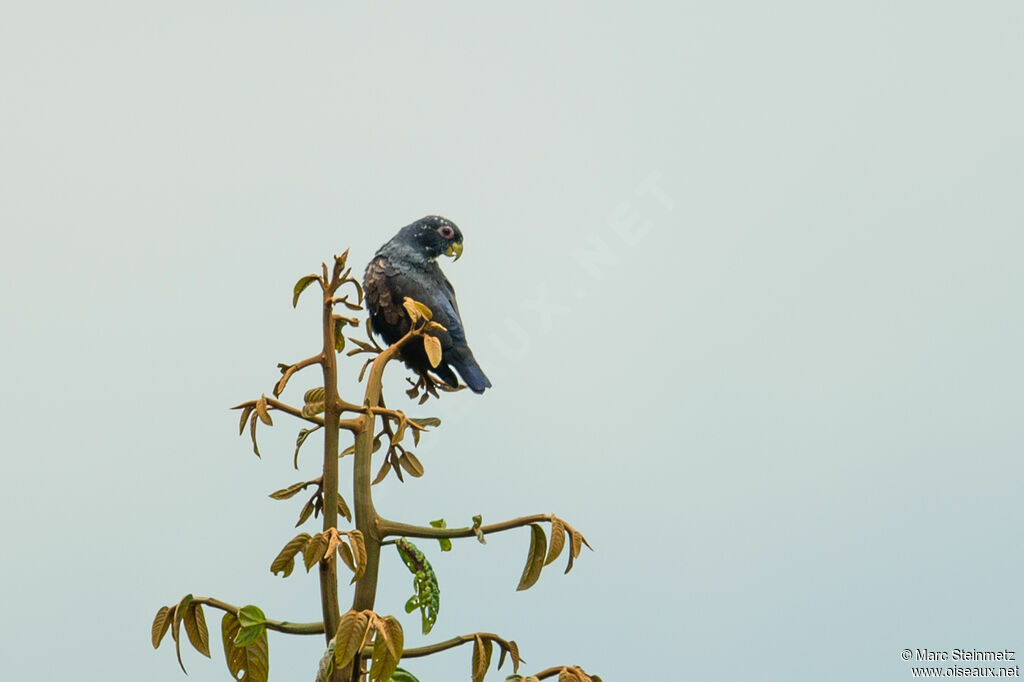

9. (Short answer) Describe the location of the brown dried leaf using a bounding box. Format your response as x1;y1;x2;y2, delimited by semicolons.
323;529;341;560
371;456;391;485
471;634;493;682
255;394;273;426
302;401;325;418
249;411;261;458
358;357;373;382
268;480;312;500
295;495;315;527
151;606;172;649
516;524;547;591
303;533;329;571
271;533;311;578
545;517;566;566
337;493;352;522
183;602;211;658
559;668;586;682
172;595;191;673
337;540;356;573
347;530;368;583
398;451;424;477
237;405;254;436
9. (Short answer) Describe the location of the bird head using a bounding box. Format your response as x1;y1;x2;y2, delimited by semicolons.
396;215;464;261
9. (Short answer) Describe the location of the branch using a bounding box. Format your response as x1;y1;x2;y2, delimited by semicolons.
393;634;473;658
191;597;324;635
274;353;324;397
378;514;553;541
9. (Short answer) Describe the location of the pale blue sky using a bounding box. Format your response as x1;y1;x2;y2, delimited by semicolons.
2;2;1023;681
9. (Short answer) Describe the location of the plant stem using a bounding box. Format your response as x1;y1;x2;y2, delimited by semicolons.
378;514;552;540
319;288;342;647
191;597;325;635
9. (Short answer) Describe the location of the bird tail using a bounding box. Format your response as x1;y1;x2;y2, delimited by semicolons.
450;350;492;394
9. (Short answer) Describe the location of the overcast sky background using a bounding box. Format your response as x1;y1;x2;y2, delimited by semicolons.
2;2;1023;681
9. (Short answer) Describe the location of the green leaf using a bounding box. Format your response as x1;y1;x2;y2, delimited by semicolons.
429;519;452;552
516;524;547;591
221;612;270;682
233;624;264;648
151;606;172;649
389;668;421;682
237;605;266;628
293;274;320;308
271;533;311;578
183;602;211;658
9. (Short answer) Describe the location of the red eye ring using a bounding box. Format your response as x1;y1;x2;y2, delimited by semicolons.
438;225;455;239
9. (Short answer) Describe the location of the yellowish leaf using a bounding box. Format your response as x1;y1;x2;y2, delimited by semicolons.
333;610;371;670
545;517;566;566
403;297;433;322
423;335;442;368
151;606;172;649
471;635;493;682
255;394;272;426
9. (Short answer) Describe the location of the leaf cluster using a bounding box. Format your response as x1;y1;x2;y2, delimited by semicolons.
517;517;592;591
324;610;405;682
151;594;211;674
271;528;367;581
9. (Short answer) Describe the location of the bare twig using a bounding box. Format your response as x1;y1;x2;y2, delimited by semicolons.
191;597;324;636
378;514;554;542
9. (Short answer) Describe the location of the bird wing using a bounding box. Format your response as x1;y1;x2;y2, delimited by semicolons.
368;257;467;350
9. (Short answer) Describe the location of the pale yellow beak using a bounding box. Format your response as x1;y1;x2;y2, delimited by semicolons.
444;242;463;261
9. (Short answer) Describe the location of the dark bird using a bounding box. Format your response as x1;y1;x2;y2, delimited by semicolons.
364;215;491;394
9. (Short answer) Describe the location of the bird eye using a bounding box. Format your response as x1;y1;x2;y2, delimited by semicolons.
438;225;455;240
